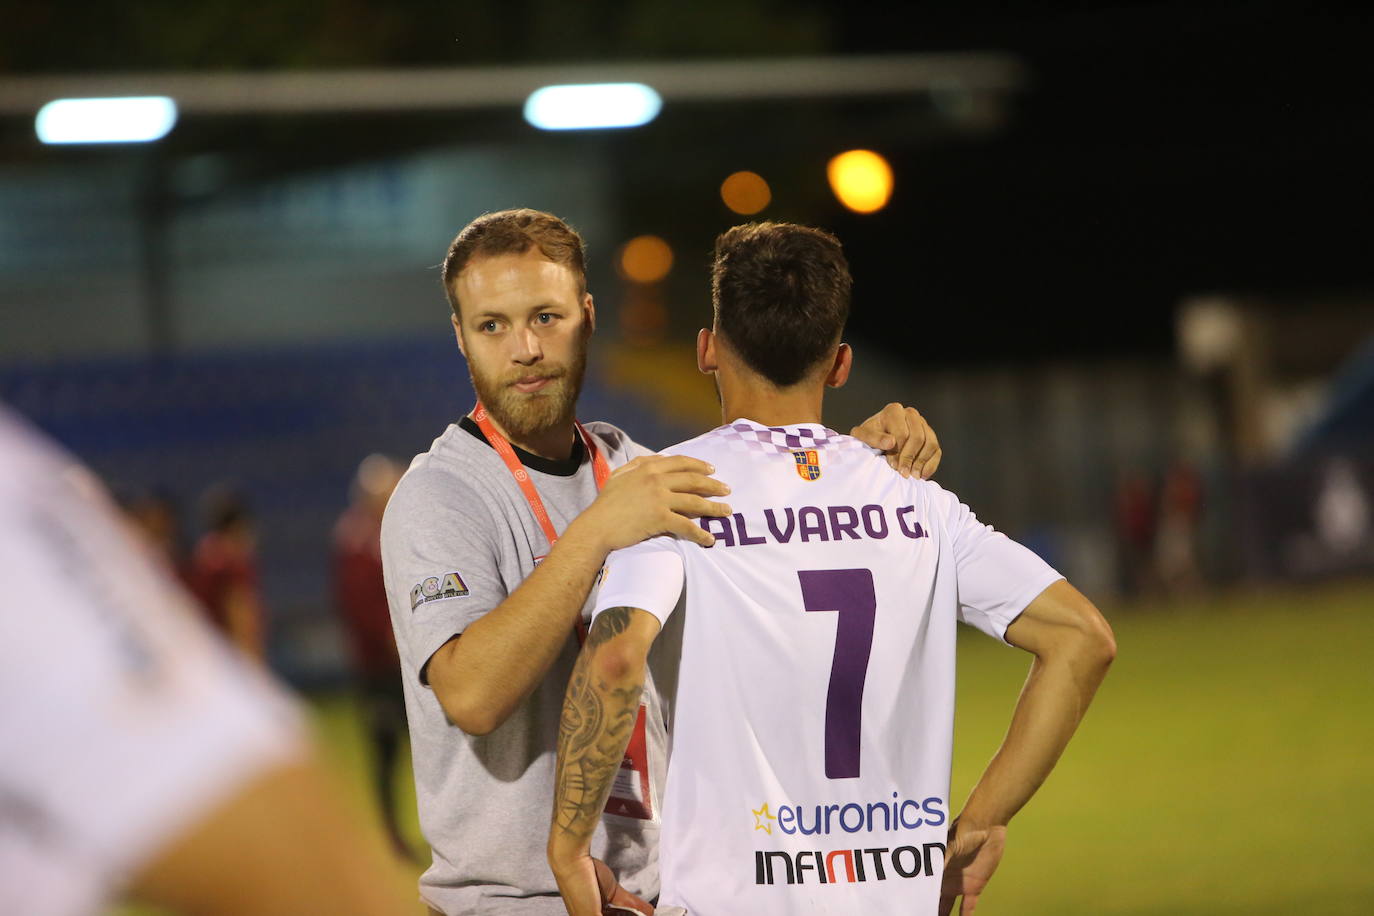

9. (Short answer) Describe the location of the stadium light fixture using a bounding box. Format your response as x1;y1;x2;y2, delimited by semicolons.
523;83;662;131
618;235;674;284
827;149;894;214
720;171;772;215
35;96;178;145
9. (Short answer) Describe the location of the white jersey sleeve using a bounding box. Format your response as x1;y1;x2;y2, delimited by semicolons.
930;482;1065;644
0;409;304;916
592;535;685;626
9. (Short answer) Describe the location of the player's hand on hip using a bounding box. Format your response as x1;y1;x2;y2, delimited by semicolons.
593;857;655;915
577;455;731;551
938;820;1006;916
851;402;942;479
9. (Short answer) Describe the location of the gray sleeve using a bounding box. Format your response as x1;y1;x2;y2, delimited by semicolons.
381;465;508;685
582;421;658;463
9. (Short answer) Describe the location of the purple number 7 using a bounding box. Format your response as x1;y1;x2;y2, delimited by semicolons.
798;569;876;780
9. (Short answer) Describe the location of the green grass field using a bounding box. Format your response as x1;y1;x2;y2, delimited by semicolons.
114;581;1374;914
949;581;1374;915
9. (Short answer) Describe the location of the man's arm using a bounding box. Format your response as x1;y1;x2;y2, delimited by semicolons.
547;607;661;916
127;754;419;915
426;456;727;736
940;579;1116;916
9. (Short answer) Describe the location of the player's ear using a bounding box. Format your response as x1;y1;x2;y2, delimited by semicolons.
696;328;717;374
581;292;596;335
451;313;468;359
824;343;852;389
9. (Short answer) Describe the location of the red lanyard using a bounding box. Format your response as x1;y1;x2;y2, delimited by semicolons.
471;401;611;550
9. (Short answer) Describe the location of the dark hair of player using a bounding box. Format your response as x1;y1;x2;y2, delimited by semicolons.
441;208;588;317
711;221;852;387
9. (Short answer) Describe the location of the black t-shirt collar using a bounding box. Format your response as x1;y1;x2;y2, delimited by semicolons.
458;415;585;477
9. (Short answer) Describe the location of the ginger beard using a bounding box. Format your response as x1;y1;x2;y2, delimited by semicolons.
467;334;588;447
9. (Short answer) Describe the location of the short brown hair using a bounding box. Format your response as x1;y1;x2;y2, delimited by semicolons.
441;209;587;316
711;222;852;387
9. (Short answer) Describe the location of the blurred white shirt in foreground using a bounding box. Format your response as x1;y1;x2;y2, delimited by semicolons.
0;404;303;916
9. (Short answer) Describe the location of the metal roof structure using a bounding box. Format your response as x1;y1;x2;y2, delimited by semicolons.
0;53;1023;116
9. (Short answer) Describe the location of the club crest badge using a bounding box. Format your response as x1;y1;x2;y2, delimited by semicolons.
793;449;821;481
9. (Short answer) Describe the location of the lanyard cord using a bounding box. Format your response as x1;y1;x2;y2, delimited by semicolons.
471;402;612;643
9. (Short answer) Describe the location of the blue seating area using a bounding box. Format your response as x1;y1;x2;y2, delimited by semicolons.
0;337;690;683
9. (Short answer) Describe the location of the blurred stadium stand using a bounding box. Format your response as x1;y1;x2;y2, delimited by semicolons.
1294;332;1374;457
3;47;1372;685
1237;329;1374;582
0;339;689;687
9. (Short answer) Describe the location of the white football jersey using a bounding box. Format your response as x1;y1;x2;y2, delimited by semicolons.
0;406;303;916
593;418;1062;915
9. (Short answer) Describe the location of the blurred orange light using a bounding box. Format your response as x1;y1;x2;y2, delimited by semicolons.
827;149;893;214
720;170;771;215
619;235;674;284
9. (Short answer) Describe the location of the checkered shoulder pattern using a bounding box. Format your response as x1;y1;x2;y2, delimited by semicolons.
704;421;875;456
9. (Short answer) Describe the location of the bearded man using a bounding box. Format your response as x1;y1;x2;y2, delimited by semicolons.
382;209;941;915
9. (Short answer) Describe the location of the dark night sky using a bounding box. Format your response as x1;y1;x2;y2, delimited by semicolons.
824;3;1374;363
4;2;1370;366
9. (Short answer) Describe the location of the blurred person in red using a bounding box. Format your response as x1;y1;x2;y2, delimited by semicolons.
1113;469;1156;597
190;486;266;661
1157;459;1204;592
0;403;420;915
334;453;411;857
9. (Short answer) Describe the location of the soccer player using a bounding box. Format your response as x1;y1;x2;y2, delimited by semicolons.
381;209;943;914
547;223;1116;916
188;486;266;661
334;454;412;857
0;404;417;915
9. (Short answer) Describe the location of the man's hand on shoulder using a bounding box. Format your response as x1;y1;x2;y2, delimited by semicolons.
571;455;731;551
851;402;942;479
939;819;1007;916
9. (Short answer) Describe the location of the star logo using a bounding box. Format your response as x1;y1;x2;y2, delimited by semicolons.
752;802;778;835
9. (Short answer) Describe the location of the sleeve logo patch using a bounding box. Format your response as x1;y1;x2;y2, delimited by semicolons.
410;571;470;610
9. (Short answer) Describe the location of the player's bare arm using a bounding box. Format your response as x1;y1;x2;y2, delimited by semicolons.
548;606;661;916
223;583;265;661
427;456;728;735
940;580;1116;916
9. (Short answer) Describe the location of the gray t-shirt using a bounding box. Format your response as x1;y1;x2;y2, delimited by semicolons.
382;417;670;915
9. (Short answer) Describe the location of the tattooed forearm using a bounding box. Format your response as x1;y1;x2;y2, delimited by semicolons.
586;605;633;648
553;608;644;841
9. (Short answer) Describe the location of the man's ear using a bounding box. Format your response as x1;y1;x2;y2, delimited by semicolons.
824;343;853;389
451;313;468;359
696;328;718;374
582;293;597;336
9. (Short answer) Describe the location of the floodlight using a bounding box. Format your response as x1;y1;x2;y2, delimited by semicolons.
827;149;894;214
36;96;178;145
523;83;661;131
